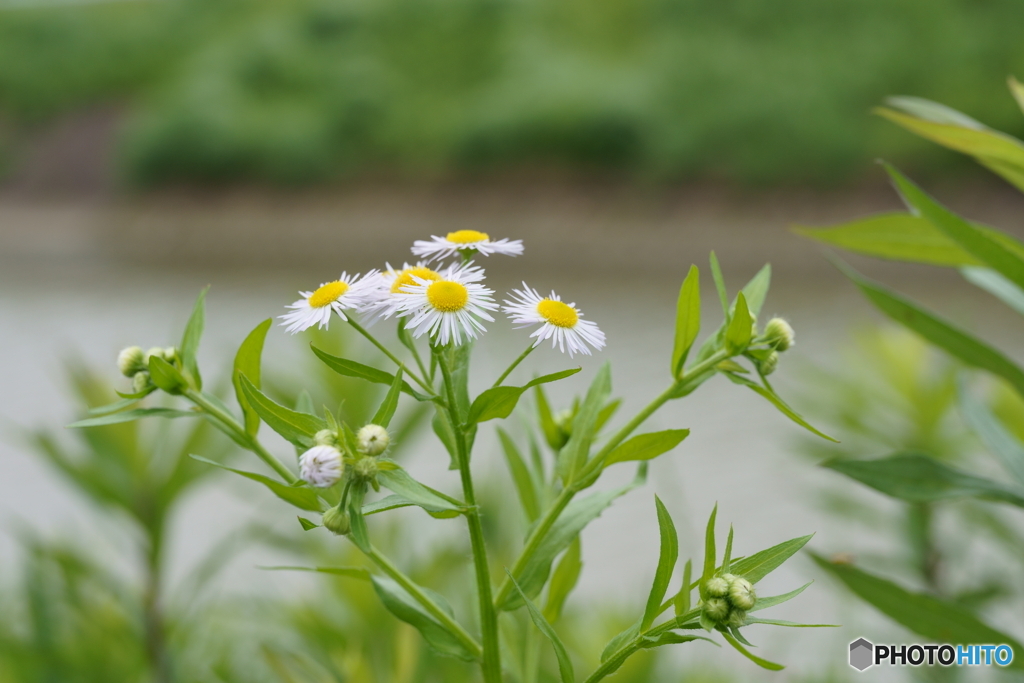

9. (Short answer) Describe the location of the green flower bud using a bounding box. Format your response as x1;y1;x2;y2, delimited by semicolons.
117;346;146;377
702;597;730;622
764;318;795;352
705;577;730;598
132;371;152;394
353;456;380;480
322;506;350;535
759;350;779;376
357;424;390;456
728;577;756;610
726;608;747;628
314;429;339;447
554;409;574;436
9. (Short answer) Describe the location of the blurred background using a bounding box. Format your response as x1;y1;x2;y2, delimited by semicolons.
1;0;1024;681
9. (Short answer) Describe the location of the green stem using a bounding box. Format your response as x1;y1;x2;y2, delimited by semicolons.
347;318;435;395
142;524;173;683
367;544;484;660
494;349;731;608
493;344;536;388
583;610;701;683
436;347;503;683
185;389;298;484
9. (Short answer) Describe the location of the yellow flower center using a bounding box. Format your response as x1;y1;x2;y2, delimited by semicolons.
446;230;489;244
427;281;469;312
391;266;441;294
537;299;578;328
309;281;349;308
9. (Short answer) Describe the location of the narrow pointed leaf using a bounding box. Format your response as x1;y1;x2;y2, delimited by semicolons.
750;581;813;612
721;631;784;671
239;374;325;448
189;455;320;512
468;368;581;424
642;496;678;630
557;363;611;484
709;251;728;315
535;384;565;451
179;286;209;390
959;381;1024;486
233;318;271;437
721;525;734;574
86;397;142;417
507;571;575;683
729;534;813;584
311;345;429;400
674;559;692;616
744;617;838;628
604;429;689;467
372;575;476;662
69;407;197;428
672;265;701;376
701;504;717;590
962;267;1024;317
260;565;371;580
544;539;582;623
738;264;772;318
724;292;753;352
371;368;404;429
725;372;838;442
376;469;464;516
148;355;187;394
498;428;540;522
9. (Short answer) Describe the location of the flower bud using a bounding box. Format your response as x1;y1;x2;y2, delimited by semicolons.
728;577;757;610
702;597;730;622
117;346;146;377
353;456;380;480
759;350;779;376
357;424;390;456
299;445;344;488
764;318;795;352
726;608;747;628
322;506;350;535
314;429;339;447
705;576;730;598
132;371;152;393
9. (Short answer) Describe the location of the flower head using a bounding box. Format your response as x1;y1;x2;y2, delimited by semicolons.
412;230;523;262
503;284;605;358
279;272;372;334
299;445;344;488
389;263;498;346
360;262;443;323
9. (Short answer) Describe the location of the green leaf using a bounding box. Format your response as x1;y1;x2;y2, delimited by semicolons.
189;455;321;512
371;368;404;429
750;581;813;612
884;96;988;129
709;251;728;316
557;364;612;484
823;452;1024;508
721;525;734;574
724;292;753;353
232;319;271;437
743;617;838;628
260;565;371;580
297;517;319;531
673;559;692;616
535;384;566;451
507;571;575;683
500;480;635;611
729;534;813;584
959;381;1024;487
811;554;1024;669
544;539;582;623
347;485;370;553
721;631;784;671
371;575;476;662
738;264;772;318
148;355;187;394
498;429;541;523
672;265;701;377
604;429;690;468
311;345;429;401
179;286;209;391
238;375;325;448
724;372;838;442
468;368;581;424
962;267;1024;317
835;259;1024;398
86;397;143;417
884;163;1024;292
642;496;678;630
601;619;641;663
375;469;464;516
701;504;717;593
68;407;197;428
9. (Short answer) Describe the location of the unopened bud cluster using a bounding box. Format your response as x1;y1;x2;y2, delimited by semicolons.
117;345;179;393
299;423;391;489
702;573;756;629
754;318;795;376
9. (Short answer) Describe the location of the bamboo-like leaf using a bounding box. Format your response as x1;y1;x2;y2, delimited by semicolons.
372;575;476;662
701;504;717;593
311;345;430;401
824;452;1024;508
375;469;464;516
544;539;582;623
959;380;1024;486
724;372;837;442
535;384;566;451
507;571;575;683
962;267;1024;317
69;407;197;428
603;429;690;468
557;364;611;484
729;534;813;584
811;554;1024;669
233;319;271;437
347;485;370;552
260;565;371;580
642;496;678;630
371;368;404;429
190;455;321;512
744;617;838;628
498;429;540;522
709;251;728;315
724;292;752;353
672;265;701;377
721;631;784;671
673;559;692;616
179;286;209;390
239;374;326;448
750;581;813;612
468;368;581;424
721;525;734;574
738;264;772;318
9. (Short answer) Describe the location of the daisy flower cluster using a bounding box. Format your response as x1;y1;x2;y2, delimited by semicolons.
278;231;605;357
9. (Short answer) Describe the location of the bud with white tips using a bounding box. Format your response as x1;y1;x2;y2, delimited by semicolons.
118;346;146;377
705;576;730;598
357;424;390;456
132;371;152;394
322;506;350;535
759;350;779;376
702;597;730;622
729;577;757;610
353;456;380;480
314;429;340;448
764;318;795;352
299;445;344;488
726;608;747;628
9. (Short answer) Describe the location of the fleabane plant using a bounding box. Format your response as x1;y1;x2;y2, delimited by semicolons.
76;232;837;681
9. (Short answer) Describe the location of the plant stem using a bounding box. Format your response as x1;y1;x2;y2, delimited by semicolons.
582;609;701;683
492;344;536;388
494;349;730;608
185;389;298;484
142;527;173;683
436;347;503;683
347;318;435;395
366;545;484;660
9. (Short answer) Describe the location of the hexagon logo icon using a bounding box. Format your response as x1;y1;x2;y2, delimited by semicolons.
849;638;874;671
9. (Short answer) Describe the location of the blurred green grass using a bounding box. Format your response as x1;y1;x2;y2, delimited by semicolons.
1;0;1023;186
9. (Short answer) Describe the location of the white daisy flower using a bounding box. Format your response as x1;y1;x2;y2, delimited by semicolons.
299;445;344;488
360;262;443;322
503;284;606;357
279;272;372;334
411;230;523;262
390;262;499;346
